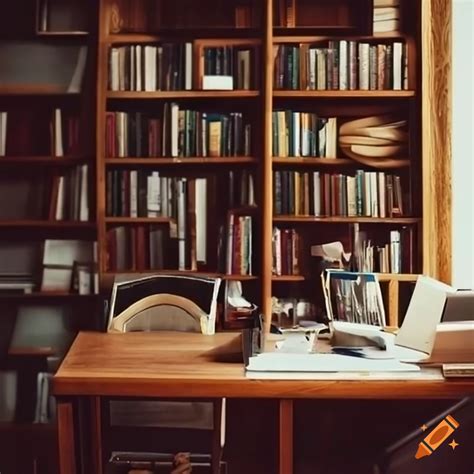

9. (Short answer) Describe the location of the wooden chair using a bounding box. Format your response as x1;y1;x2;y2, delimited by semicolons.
108;288;225;474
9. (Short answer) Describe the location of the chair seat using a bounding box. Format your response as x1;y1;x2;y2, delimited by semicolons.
110;400;214;430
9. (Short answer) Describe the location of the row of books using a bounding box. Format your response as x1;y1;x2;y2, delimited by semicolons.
225;214;254;276
49;165;89;221
352;225;414;274
0;109;80;157
273;41;408;91
107;225;177;272
106;107;251;158
106;172;207;222
106;214;255;276
109;43;193;92
273;170;405;217
109;176;207;271
272;227;300;276
106;170;255;218
202;46;254;90
272;112;337;157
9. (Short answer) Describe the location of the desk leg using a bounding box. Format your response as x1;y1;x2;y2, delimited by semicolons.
279;399;293;474
57;398;76;474
90;396;104;474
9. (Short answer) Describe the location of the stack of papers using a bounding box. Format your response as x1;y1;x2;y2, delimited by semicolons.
246;352;419;374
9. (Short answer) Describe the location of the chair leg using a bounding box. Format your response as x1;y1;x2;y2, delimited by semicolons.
212;399;224;474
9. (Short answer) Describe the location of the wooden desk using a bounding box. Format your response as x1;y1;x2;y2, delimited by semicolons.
54;331;474;474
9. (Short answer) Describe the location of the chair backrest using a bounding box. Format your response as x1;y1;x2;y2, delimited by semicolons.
109;293;206;333
107;274;222;335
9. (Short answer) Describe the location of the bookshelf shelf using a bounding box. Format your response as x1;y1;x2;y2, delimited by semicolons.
0;292;99;303
0;220;95;229
273;33;410;43
0;422;56;433
273;26;358;35
0;85;81;96
106;91;260;99
102;270;258;281
273;90;415;98
107;32;262;44
104;217;173;224
7;347;55;357
272;157;411;168
105;157;258;166
0;156;91;166
273;216;421;224
376;273;420;282
36;31;89;37
272;275;305;282
270;273;419;283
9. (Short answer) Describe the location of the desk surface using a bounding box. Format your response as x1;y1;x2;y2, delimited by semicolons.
53;332;474;399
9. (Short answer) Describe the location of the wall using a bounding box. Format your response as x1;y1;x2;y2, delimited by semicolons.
452;0;474;289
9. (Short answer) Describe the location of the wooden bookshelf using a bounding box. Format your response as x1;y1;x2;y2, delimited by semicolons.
0;0;99;460
0;0;454;470
0;0;452;328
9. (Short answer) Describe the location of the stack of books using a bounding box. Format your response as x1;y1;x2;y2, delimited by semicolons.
0;273;35;294
373;0;400;34
339;115;408;166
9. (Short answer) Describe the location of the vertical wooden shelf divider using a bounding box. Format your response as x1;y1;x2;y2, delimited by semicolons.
262;0;274;331
421;0;452;283
96;0;109;281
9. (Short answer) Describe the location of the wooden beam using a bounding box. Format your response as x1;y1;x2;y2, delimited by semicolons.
422;0;452;283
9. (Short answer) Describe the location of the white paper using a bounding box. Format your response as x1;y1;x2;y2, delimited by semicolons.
246;352;419;373
246;367;440;381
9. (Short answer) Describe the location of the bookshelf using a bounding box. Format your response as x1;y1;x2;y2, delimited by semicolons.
0;0;452;333
0;0;452;469
0;3;100;469
90;0;452;332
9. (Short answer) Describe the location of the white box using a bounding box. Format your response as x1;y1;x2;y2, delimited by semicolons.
202;75;233;90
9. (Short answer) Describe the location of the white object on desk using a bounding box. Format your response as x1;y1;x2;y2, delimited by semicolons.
247;367;443;381
246;352;419;373
395;275;454;359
